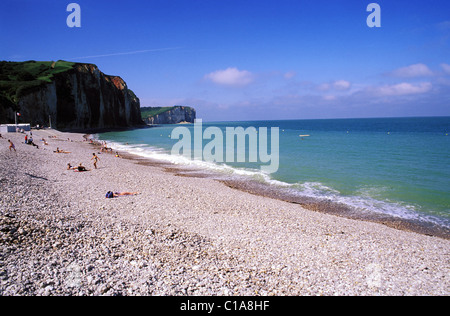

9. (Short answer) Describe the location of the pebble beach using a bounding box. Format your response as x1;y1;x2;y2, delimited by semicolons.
0;129;449;296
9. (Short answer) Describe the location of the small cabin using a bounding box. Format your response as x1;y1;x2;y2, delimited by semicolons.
0;124;31;133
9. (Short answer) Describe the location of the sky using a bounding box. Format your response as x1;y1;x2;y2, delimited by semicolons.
1;0;450;121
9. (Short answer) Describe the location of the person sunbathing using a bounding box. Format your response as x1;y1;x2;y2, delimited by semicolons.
105;191;139;198
74;163;90;172
54;147;71;154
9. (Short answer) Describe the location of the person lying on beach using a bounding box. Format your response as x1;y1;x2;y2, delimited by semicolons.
105;191;139;198
101;146;113;153
67;163;77;170
54;147;71;154
73;163;90;172
8;140;16;152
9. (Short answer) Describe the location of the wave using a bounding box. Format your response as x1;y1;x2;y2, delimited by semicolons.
288;182;449;228
101;139;450;230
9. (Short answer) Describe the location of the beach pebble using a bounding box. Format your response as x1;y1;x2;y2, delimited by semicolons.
0;130;448;296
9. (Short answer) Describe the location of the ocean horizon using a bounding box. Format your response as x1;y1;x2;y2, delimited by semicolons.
97;116;450;232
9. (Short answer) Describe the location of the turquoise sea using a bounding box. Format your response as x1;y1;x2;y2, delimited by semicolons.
98;117;450;230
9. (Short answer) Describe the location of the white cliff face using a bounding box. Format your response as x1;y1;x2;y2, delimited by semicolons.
16;63;143;131
145;106;196;125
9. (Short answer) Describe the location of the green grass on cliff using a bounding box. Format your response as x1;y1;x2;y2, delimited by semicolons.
140;106;176;119
0;60;76;107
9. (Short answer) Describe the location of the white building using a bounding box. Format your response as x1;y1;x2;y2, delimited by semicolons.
0;124;31;133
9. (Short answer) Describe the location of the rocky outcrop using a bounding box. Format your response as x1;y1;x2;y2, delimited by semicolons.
143;106;196;125
0;61;144;131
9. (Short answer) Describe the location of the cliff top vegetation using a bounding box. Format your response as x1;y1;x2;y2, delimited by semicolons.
0;60;76;108
140;106;176;120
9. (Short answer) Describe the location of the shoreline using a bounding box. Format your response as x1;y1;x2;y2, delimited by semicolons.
95;134;449;240
1;129;449;295
220;179;450;240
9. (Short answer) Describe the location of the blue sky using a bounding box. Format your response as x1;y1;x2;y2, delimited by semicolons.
1;0;450;121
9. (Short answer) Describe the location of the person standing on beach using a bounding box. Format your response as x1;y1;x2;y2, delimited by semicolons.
8;140;16;152
91;153;100;169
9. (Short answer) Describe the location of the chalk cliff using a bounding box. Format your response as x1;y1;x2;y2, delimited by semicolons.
0;61;144;131
142;106;196;125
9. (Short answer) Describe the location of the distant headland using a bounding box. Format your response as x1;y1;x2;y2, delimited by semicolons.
141;106;196;125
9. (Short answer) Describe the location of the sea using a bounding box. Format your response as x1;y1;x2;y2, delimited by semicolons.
97;117;450;235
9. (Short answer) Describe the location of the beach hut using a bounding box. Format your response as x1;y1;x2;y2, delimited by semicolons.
0;124;31;133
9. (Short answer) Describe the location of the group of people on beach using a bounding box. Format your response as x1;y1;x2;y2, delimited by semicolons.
4;134;37;152
24;133;39;149
66;153;100;172
5;133;52;152
4;132;138;199
67;162;89;172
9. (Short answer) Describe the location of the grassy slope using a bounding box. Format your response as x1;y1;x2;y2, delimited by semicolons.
0;61;188;122
0;60;76;107
140;106;176;119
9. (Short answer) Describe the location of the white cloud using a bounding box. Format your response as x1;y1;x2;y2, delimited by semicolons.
71;47;181;60
317;80;351;91
204;67;254;86
317;83;331;91
284;71;297;79
323;95;337;101
333;80;351;90
375;82;432;96
390;63;434;78
441;63;450;75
